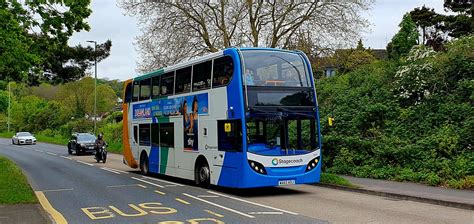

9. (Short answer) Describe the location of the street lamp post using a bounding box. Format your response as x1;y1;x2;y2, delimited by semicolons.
87;40;98;135
7;82;11;133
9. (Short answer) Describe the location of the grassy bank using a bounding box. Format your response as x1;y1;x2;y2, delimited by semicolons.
320;173;357;188
0;156;37;204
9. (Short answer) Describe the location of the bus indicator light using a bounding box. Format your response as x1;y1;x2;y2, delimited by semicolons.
224;123;231;132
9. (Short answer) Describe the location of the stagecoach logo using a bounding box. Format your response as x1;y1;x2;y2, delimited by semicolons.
272;158;303;166
272;158;279;165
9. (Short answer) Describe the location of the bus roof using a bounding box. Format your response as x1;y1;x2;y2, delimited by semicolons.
132;47;301;81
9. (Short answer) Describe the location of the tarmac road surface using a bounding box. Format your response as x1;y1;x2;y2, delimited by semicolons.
0;138;471;224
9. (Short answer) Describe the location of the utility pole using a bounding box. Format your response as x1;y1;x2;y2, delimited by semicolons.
7;82;11;133
87;40;98;135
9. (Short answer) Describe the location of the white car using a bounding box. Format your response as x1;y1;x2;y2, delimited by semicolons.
12;132;37;145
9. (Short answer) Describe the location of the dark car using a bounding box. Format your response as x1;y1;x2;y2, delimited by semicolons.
67;133;97;155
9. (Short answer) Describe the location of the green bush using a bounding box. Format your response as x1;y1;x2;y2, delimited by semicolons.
319;36;474;189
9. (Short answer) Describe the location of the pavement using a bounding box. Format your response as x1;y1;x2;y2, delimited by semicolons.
0;138;472;224
326;175;474;210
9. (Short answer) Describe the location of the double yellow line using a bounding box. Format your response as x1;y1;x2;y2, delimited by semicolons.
35;191;68;224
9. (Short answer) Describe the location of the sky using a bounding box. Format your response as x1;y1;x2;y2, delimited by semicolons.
69;0;446;81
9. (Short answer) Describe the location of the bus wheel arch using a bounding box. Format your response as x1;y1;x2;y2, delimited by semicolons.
194;155;210;188
139;150;149;176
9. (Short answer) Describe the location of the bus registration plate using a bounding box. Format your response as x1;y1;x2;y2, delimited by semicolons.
278;180;295;186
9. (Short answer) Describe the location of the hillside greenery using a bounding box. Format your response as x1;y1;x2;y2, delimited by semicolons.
318;36;473;189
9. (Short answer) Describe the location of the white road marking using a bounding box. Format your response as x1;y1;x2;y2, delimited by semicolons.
34;149;42;152
60;156;72;160
183;193;255;219
46;152;58;156
41;188;74;192
131;177;165;188
100;167;121;174
107;184;142;188
76;160;94;166
248;211;284;215
207;191;298;215
197;195;220;198
102;167;128;174
142;176;184;186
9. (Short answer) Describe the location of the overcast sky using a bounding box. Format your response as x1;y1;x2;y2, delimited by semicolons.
69;0;446;81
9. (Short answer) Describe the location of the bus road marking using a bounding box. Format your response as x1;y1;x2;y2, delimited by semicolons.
60;156;72;160
207;191;298;215
154;190;166;195
249;211;284;215
204;209;224;218
100;167;121;174
142;176;184;186
131;177;165;188
183;193;255;219
175;198;190;205
77;160;94;166
46;152;58;156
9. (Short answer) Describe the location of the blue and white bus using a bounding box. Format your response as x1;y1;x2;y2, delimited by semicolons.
122;48;322;188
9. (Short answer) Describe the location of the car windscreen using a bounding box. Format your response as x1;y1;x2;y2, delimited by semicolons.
17;132;32;137
77;135;96;142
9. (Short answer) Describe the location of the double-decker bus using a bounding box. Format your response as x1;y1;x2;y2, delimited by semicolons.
122;48;322;188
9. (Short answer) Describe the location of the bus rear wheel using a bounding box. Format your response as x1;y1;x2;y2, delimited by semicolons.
140;153;149;176
196;163;210;188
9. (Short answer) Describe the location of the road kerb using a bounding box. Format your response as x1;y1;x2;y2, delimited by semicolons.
35;191;68;224
314;183;474;210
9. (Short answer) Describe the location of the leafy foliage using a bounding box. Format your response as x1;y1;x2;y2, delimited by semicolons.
387;14;419;59
319;36;474;189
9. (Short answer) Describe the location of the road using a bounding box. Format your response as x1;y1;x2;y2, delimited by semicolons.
0;138;471;224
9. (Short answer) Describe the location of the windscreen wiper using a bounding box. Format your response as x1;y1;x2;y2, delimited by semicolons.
276;106;314;118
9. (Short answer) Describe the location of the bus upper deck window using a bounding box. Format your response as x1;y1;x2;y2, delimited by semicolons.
160;72;175;96
193;61;212;91
152;76;160;98
175;67;191;94
139;78;151;101
213;56;233;87
132;81;139;102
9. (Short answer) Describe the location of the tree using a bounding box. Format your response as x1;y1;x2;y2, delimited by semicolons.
409;6;439;45
0;0;41;82
56;78;118;118
387;14;419;59
0;0;109;83
42;40;112;84
120;0;373;72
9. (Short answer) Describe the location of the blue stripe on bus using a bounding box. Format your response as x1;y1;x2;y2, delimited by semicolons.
216;48;247;187
149;146;160;173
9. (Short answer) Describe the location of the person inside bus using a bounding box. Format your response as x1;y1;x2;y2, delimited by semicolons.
244;69;255;85
190;96;199;150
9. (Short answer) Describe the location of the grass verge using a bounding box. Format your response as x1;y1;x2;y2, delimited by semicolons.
0;156;37;204
320;173;358;188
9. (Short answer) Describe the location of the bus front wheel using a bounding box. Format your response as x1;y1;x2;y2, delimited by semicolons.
140;153;149;176
196;162;210;188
